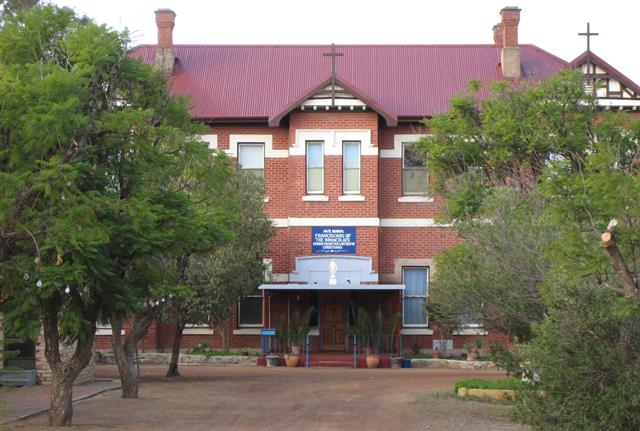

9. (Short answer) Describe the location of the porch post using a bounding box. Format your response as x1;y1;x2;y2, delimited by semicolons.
262;289;268;329
353;335;357;369
397;290;402;355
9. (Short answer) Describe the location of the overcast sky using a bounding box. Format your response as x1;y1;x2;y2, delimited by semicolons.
51;0;640;84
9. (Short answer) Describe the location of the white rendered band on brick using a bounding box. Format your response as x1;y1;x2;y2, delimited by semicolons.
271;218;450;228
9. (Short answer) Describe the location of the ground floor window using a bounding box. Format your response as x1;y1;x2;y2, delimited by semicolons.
238;288;262;327
403;267;428;326
309;291;319;327
458;308;483;328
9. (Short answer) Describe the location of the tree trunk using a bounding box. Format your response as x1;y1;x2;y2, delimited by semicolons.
49;370;74;426
166;310;185;378
217;318;231;352
111;309;156;399
111;314;138;398
42;295;95;426
166;254;190;377
602;219;639;300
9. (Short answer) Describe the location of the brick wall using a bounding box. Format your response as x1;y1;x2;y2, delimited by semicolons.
91;112;506;352
379;227;460;275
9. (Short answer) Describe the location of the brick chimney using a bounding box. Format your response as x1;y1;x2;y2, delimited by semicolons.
154;9;176;76
492;24;503;46
499;6;521;79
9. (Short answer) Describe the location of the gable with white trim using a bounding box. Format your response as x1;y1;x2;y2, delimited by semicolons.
289;256;378;284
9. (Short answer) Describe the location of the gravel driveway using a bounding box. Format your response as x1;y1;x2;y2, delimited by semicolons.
12;365;529;431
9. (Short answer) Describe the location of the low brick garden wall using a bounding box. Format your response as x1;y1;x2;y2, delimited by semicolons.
410;359;496;370
95;351;256;366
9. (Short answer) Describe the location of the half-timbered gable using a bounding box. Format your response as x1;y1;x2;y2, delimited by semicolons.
570;51;640;110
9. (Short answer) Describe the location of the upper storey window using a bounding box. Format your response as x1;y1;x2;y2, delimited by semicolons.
402;143;428;195
306;141;324;194
342;141;360;195
238;143;265;178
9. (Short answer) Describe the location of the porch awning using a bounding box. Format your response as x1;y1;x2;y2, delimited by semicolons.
259;283;405;291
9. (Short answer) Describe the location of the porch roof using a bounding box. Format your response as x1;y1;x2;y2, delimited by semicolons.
259;283;405;291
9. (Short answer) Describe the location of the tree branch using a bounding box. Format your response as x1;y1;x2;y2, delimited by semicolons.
601;219;639;300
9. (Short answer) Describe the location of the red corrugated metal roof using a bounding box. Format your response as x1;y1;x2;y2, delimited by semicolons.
131;44;567;122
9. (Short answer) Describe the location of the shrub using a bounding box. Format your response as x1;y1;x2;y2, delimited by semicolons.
489;342;524;377
515;284;640;431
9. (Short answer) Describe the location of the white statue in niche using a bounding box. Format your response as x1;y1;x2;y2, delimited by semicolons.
329;258;338;285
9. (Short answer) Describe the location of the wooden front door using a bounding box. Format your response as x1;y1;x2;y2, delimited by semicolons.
320;293;347;351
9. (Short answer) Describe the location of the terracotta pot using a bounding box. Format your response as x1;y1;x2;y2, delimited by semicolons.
433;351;442;359
291;345;301;356
467;353;479;362
366;355;380;368
285;355;299;368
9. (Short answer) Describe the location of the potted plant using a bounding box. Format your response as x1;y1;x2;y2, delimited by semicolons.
465;338;484;361
432;346;442;359
349;307;400;368
403;343;418;368
284;308;315;368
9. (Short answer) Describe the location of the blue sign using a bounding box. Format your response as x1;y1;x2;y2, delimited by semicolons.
312;227;356;254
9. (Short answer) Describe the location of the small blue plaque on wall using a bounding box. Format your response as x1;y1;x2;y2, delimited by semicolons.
312;227;356;254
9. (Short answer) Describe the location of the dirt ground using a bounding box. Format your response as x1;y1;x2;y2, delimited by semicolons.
12;364;529;431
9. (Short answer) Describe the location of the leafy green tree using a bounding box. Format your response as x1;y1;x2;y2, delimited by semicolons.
429;188;553;342
165;173;273;377
419;71;640;428
0;5;232;424
517;278;640;430
108;142;235;396
0;0;39;24
419;71;595;220
515;96;640;429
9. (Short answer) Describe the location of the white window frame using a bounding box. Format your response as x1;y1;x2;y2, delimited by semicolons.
342;141;361;195
458;308;484;329
402;143;428;196
402;266;429;328
184;323;214;335
306;141;324;195
237;142;265;178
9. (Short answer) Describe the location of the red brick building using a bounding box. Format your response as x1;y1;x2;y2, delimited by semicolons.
87;7;640;359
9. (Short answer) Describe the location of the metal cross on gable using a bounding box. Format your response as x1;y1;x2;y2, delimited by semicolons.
323;43;344;107
579;23;599;92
